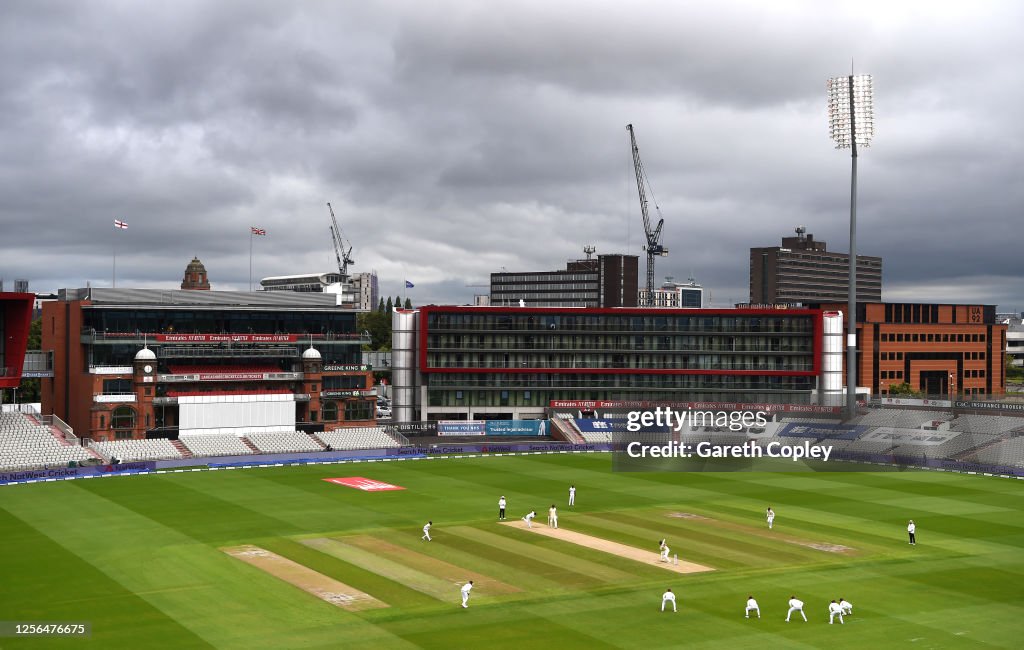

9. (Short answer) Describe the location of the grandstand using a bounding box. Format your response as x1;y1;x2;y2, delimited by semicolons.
246;431;324;454
853;409;953;429
91;438;183;462
316;427;405;450
179;434;256;458
964;436;1024;467
949;414;1024;435
0;411;95;471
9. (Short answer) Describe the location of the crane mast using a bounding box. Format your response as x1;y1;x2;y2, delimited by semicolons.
326;202;354;281
627;124;668;301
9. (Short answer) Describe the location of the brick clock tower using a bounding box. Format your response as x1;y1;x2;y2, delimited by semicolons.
181;257;211;290
301;345;323;427
133;346;157;437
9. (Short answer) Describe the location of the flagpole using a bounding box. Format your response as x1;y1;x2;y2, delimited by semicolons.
249;229;253;292
113;234;117;288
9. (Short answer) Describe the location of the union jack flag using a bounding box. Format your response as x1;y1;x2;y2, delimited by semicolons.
251;227;266;235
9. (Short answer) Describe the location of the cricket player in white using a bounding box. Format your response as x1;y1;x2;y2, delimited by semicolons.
422;520;432;541
660;540;670;562
461;580;473;608
523;510;537;528
828;599;844;624
498;496;507;520
766;507;775;530
908;520;916;545
549;505;558;528
569;485;576;506
745;596;760;618
839;598;852;616
786;595;807;622
661;588;677;612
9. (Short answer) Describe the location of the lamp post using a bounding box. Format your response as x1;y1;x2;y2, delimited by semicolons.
828;74;874;419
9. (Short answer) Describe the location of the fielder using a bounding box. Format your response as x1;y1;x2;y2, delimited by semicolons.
828;599;844;624
422;520;432;541
569;484;576;506
548;504;558;528
498;496;507;520
839;598;852;616
908;519;916;545
745;596;760;619
460;580;473;608
766;507;775;530
523;510;537;528
661;588;677;612
786;595;807;622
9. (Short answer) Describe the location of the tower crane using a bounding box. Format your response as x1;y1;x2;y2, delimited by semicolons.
627;124;668;300
326;202;354;280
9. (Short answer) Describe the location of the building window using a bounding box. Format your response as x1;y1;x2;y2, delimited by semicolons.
111;406;136;430
115;430;133;440
345;400;373;421
103;378;132;394
99;415;105;429
310;411;318;422
322;401;338;421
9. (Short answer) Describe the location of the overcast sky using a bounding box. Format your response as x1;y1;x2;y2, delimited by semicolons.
2;0;1021;312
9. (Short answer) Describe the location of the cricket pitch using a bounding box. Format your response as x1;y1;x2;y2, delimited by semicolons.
223;544;388;611
500;521;715;574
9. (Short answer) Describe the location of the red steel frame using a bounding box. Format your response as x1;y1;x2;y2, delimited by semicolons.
0;292;34;389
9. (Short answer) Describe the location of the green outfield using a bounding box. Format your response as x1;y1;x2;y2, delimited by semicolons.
1;454;1023;649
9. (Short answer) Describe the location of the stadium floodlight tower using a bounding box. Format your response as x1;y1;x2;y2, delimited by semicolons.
828;73;874;419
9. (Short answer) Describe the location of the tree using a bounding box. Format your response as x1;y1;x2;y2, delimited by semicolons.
404;297;412;309
357;310;391;351
377;298;385;313
888;381;923;398
385;296;393;314
1007;353;1024;382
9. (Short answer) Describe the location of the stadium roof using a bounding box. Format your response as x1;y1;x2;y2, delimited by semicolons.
58;287;358;310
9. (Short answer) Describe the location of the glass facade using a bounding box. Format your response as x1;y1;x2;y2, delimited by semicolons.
420;308;820;407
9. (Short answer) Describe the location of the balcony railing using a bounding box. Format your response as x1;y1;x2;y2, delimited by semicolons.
79;329;371;345
153;393;311;405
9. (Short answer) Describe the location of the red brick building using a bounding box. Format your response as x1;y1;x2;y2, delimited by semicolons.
40;288;375;441
815;302;1006;397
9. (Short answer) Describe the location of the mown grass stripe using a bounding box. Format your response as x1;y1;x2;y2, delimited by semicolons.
343;534;521;594
260;537;438;611
303;537;465;602
395;527;572;592
564;513;786;570
592;510;842;564
447;525;640;584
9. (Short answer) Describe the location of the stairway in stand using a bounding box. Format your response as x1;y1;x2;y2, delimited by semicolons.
241;437;262;454
171;439;193;459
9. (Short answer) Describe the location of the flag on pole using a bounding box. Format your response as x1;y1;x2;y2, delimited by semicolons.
114;219;128;230
251;226;266;235
405;280;414;288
